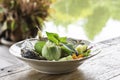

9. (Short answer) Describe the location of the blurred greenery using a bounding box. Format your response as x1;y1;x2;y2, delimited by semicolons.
51;0;120;40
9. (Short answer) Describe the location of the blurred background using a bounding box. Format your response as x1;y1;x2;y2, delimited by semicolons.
42;0;120;43
1;0;120;43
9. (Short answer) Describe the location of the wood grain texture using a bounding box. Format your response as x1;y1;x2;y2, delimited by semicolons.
1;37;120;80
0;45;22;68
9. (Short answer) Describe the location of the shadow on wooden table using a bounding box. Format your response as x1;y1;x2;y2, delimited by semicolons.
2;68;94;80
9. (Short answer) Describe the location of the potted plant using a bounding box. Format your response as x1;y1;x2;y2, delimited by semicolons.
0;0;52;45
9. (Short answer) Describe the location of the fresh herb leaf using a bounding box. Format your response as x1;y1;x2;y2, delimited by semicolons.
59;37;67;43
46;32;59;45
46;32;67;45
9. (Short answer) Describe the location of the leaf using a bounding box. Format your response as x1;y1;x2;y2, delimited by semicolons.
34;41;46;55
46;32;59;45
46;32;67;45
61;43;75;54
59;37;67;43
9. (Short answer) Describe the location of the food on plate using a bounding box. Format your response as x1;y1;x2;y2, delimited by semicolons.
21;32;91;61
42;41;61;60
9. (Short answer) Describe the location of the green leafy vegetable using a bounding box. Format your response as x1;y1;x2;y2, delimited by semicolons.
75;45;87;54
42;41;61;60
46;32;74;56
83;49;91;57
46;32;59;45
32;32;91;61
34;41;46;55
59;37;67;43
46;32;67;45
59;55;73;61
75;44;91;57
61;43;75;55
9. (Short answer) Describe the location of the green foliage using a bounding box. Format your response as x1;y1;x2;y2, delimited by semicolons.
46;32;67;45
51;0;92;26
84;6;110;39
51;0;120;40
46;32;75;55
108;0;120;20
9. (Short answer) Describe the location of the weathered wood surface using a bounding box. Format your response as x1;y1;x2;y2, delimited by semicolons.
0;45;22;68
1;37;120;80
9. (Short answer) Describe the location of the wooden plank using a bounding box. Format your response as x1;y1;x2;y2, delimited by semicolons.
0;45;22;68
78;45;120;80
0;59;13;69
1;69;87;80
0;63;30;78
109;75;120;80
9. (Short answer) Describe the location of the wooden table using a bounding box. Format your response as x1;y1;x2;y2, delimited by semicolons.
0;45;22;69
1;37;120;80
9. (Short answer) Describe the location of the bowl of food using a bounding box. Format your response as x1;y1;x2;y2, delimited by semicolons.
9;32;101;74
